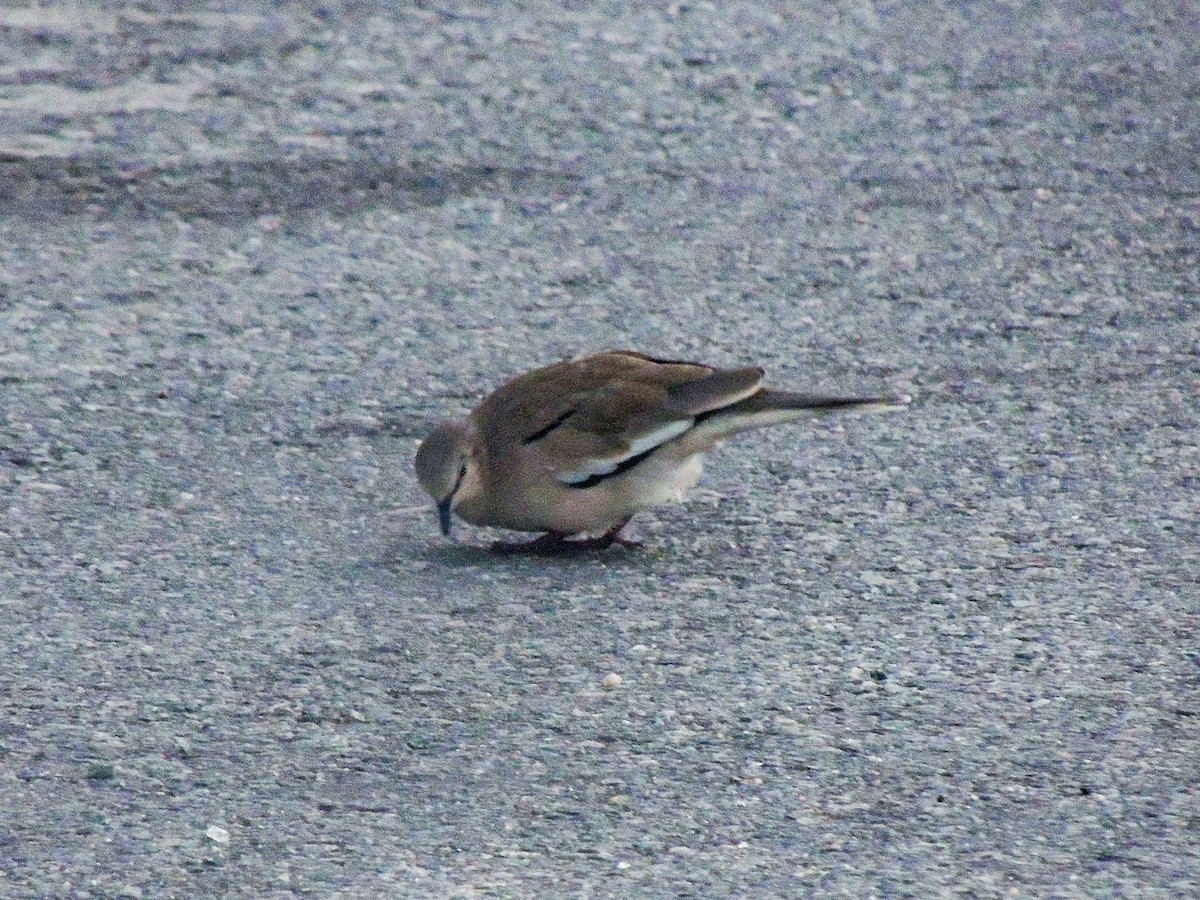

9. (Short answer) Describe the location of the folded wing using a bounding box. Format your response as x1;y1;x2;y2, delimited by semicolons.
515;352;764;488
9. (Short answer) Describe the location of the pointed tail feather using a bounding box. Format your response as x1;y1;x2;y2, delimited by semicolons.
719;389;911;417
680;388;911;451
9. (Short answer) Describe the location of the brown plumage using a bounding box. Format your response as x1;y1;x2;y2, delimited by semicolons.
414;350;909;552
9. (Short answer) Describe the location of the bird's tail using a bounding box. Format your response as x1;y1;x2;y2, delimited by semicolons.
677;389;911;452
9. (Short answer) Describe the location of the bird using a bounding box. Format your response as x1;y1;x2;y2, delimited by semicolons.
414;350;910;553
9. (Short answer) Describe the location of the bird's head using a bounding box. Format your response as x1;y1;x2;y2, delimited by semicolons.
414;419;480;537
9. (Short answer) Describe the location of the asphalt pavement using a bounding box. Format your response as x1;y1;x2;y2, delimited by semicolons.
1;2;1197;897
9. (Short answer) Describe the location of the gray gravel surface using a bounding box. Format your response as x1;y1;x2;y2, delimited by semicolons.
2;2;1198;897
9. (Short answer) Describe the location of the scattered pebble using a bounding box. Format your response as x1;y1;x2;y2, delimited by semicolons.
602;673;623;689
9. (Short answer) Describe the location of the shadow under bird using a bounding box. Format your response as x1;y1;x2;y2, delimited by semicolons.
414;350;910;553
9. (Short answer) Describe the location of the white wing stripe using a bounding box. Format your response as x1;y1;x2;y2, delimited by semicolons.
557;419;693;484
625;419;693;456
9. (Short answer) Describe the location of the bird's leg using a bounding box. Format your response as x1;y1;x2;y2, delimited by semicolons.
490;531;572;554
573;517;642;551
490;519;642;554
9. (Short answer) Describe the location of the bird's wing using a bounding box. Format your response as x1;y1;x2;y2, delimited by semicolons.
478;351;764;487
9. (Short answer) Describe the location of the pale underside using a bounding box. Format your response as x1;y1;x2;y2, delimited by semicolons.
453;444;707;535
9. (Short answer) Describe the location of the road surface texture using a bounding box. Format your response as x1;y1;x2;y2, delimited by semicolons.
1;2;1197;897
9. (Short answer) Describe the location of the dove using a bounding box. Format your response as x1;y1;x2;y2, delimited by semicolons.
414;351;909;552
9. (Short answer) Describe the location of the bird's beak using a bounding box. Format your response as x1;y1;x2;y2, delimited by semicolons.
437;497;454;537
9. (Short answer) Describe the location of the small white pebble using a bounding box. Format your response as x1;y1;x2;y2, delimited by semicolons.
602;673;623;689
205;825;230;845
